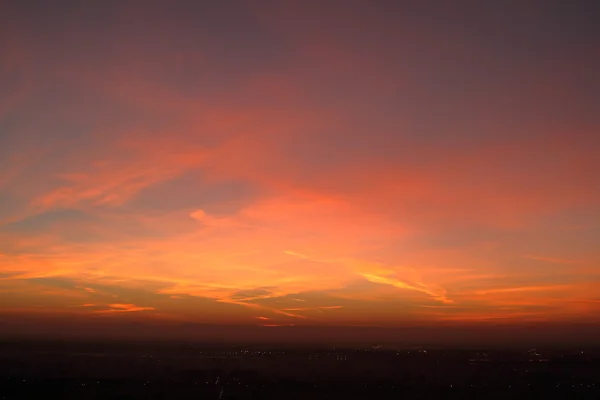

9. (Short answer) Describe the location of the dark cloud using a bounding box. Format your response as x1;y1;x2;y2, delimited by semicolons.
0;271;25;279
229;288;275;301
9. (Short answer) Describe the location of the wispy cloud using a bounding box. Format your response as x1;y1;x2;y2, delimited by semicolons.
358;273;451;304
474;285;572;295
95;304;155;313
282;305;343;312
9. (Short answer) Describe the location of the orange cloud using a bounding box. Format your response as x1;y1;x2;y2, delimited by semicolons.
97;304;155;313
474;285;573;295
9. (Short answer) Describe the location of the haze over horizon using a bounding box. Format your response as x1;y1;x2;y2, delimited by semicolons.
1;0;599;343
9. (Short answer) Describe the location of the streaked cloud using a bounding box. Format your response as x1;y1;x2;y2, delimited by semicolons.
474;285;573;295
97;304;155;313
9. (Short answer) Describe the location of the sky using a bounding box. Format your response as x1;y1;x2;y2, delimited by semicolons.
1;0;599;342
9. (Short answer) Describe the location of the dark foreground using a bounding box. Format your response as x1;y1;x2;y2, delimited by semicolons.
1;341;599;399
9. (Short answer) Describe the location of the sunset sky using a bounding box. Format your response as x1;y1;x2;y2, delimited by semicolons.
1;1;599;341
